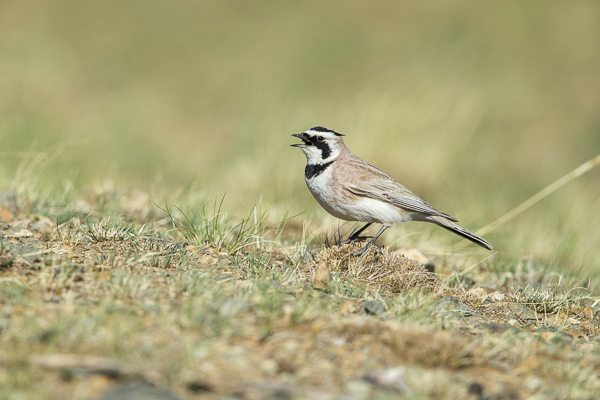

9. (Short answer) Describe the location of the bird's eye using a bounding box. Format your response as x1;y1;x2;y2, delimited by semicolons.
316;136;324;142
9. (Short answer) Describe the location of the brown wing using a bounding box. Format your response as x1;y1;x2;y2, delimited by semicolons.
339;155;458;221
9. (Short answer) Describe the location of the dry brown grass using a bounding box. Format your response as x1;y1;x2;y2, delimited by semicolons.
314;242;437;293
1;186;600;399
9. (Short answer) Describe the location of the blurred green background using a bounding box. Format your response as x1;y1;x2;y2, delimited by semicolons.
1;1;599;270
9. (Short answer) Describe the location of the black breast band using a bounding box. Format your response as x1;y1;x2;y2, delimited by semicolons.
305;161;334;179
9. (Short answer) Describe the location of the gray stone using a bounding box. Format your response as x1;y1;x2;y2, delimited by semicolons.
478;321;513;334
30;218;53;231
435;296;483;318
397;248;435;273
505;302;538;323
0;191;19;215
477;281;500;292
364;300;386;315
1;242;44;264
364;366;413;395
234;382;296;400
98;383;183;400
460;277;476;290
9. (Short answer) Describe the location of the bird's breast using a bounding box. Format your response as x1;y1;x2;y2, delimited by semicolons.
305;165;408;224
305;167;352;221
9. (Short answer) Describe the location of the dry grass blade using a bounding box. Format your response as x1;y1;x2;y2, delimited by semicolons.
475;153;600;238
504;285;587;314
436;251;498;293
83;218;135;243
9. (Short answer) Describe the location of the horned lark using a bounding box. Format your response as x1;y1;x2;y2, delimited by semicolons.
291;126;493;255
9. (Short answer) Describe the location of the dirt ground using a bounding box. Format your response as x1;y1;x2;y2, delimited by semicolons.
1;191;600;400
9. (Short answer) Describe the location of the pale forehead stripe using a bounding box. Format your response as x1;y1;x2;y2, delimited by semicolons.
308;126;344;136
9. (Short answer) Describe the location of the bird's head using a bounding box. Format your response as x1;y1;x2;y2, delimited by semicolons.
291;126;346;164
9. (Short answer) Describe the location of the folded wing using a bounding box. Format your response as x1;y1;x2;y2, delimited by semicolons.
343;157;458;222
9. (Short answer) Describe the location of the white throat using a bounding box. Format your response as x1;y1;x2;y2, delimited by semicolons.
301;142;341;165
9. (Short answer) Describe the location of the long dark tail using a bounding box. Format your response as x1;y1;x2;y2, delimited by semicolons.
425;216;493;250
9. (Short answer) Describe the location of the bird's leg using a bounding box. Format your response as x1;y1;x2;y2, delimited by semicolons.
350;225;388;256
346;222;372;242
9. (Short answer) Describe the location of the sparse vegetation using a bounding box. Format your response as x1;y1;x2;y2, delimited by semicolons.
1;1;600;399
161;197;273;256
1;187;600;399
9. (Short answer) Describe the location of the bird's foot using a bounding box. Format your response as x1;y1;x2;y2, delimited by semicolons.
349;243;383;257
343;223;373;244
349;247;367;257
341;235;371;245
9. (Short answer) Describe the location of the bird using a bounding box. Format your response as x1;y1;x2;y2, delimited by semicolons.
291;126;493;256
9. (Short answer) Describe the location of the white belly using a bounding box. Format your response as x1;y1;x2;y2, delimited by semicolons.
306;169;407;224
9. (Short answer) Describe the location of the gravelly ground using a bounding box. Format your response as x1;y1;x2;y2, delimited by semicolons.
1;190;600;400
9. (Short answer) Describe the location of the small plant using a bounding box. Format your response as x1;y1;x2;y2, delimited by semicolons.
326;273;367;298
323;222;353;248
161;196;270;255
505;284;587;314
83;218;135;243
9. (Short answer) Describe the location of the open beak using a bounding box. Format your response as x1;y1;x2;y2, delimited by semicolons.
290;133;308;147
